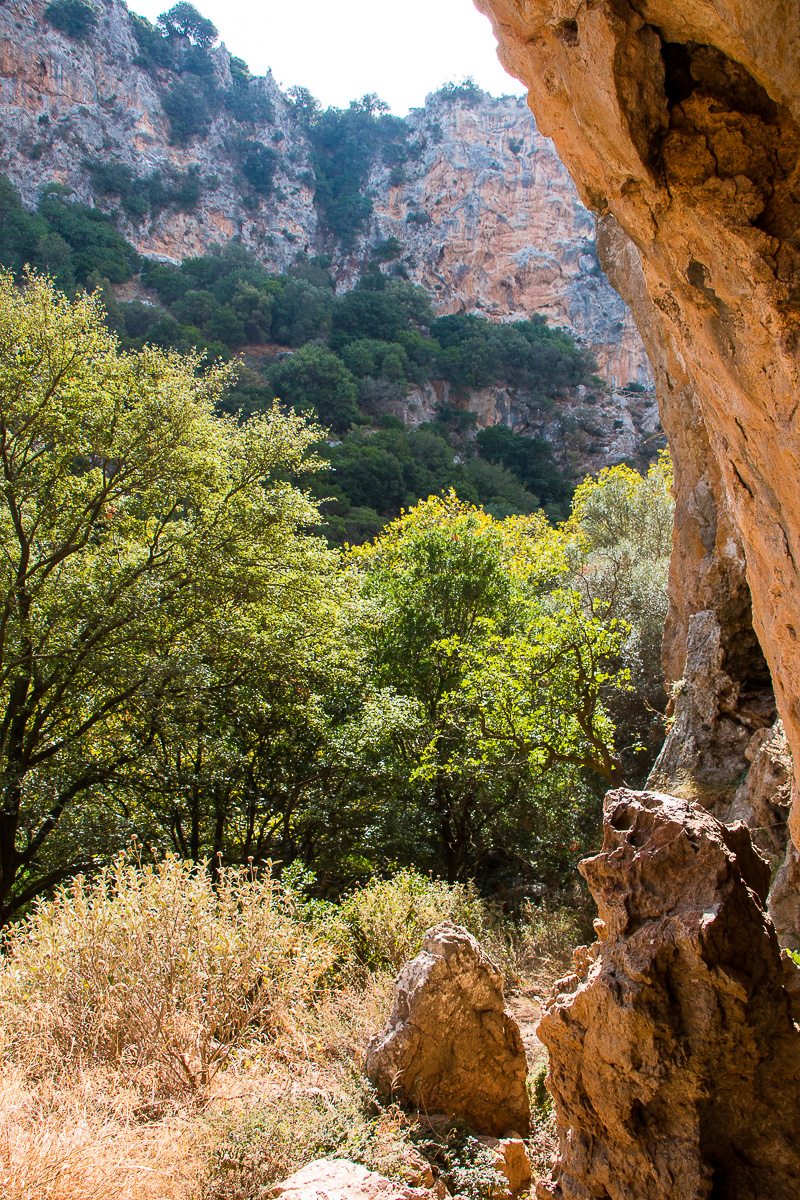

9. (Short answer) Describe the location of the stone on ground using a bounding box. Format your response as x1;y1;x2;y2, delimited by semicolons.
365;922;530;1137
270;1158;441;1200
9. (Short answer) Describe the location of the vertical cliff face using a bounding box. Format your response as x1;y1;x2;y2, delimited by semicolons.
340;94;650;389
477;0;800;828
0;0;651;390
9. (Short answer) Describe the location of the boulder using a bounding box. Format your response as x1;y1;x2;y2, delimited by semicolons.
365;922;530;1137
536;789;800;1200
270;1159;441;1200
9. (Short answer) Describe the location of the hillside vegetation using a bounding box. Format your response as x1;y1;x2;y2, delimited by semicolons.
0;171;602;541
0;272;671;925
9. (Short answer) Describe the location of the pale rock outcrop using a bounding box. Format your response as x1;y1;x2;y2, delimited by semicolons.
365;923;530;1138
476;0;800;844
269;1159;442;1200
536;788;800;1200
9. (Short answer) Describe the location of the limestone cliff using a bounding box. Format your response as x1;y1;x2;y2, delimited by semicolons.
477;0;800;832
0;0;650;394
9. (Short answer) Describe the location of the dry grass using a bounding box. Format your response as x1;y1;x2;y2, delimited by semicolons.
0;861;580;1200
0;1065;210;1200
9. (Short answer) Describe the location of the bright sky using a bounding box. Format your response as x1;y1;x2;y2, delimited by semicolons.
128;0;528;114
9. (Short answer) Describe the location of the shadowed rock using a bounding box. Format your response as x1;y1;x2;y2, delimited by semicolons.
536;789;800;1200
366;922;530;1137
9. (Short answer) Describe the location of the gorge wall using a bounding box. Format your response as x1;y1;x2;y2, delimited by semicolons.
477;0;800;833
0;0;651;391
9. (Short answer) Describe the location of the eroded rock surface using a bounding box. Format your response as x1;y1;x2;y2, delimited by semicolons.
536;788;800;1200
366;923;530;1138
477;0;800;837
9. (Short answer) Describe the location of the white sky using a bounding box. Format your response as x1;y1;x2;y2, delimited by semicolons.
128;0;528;114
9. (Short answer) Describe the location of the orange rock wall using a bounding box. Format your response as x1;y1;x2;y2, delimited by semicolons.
477;0;800;823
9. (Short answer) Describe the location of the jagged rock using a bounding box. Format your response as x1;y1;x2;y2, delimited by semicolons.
535;788;800;1200
474;1137;532;1196
270;1159;442;1200
365;923;530;1138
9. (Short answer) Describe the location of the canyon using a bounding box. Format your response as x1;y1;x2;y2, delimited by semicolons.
0;0;650;409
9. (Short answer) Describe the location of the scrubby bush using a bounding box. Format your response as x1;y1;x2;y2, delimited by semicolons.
163;79;213;144
241;143;279;195
340;867;489;969
0;856;336;1089
44;0;97;41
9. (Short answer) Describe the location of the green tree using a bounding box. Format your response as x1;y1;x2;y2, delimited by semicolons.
566;454;674;781
157;2;218;46
0;272;330;922
268;345;359;434
350;494;626;879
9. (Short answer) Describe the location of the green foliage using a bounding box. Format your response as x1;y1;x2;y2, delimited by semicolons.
87;159;200;222
157;2;218;46
432;78;485;107
240;143;279;195
331;272;434;350
43;0;97;41
434;312;595;398
347;495;621;879
476;425;573;515
297;94;409;247
566;455;675;781
0;178;138;293
372;236;402;262
163;78;213;144
0;272;337;920
340;868;488;969
268;344;359;434
131;13;175;69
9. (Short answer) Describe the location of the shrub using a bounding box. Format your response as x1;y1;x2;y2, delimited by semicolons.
0;856;336;1091
163;79;213;144
44;0;97;41
241;143;279;195
131;13;174;70
339;867;488;969
432;78;484;107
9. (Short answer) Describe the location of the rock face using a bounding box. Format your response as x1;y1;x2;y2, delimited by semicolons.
341;93;650;390
0;0;650;389
536;788;800;1200
365;923;530;1138
476;0;800;835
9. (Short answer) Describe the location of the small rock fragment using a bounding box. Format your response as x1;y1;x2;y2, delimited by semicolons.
270;1158;440;1200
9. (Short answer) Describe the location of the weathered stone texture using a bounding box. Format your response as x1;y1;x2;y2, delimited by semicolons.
477;0;800;837
536;788;800;1200
365;923;530;1138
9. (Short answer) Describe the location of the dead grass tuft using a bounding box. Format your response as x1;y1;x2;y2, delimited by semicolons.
0;1065;209;1200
